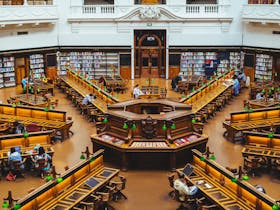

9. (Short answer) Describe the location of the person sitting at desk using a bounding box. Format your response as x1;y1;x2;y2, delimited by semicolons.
31;146;52;171
12;121;25;134
8;147;24;169
82;93;94;105
256;92;264;100
174;172;199;201
133;84;143;99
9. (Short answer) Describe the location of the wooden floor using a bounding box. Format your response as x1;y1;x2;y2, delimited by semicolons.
0;80;279;210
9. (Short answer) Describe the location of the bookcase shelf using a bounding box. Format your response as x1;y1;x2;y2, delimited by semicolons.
0;56;16;88
58;51;119;79
30;54;45;79
255;53;273;81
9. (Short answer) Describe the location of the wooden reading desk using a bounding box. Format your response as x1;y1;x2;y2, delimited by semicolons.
177;149;277;210
223;106;280;142
0;104;73;141
140;86;167;99
248;99;279;109
15;94;48;107
13;149;119;210
242;131;280;168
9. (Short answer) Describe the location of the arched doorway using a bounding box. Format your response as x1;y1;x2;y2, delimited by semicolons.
134;30;166;78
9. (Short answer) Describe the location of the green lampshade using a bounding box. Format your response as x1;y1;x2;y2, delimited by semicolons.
44;107;49;112
187;95;191;99
90;157;96;162
103;117;108;123
98;89;101;92
271;87;275;91
162;124;167;131
80;154;86;160
210;154;216;160
181;95;185;99
31;89;34;94
82;78;85;81
2;201;9;208
123;122;128;129
210;77;213;80
268;90;272;95
272;204;279;210
132;124;137;131
107;95;111;99
192;87;195;92
57;177;63;183
192;119;196;123
277;87;280;92
14;204;21;210
268;133;274;138
231;177;237;183
49;105;54;110
198;89;202;92
45;175;53;182
23;86;26;91
200;156;205;162
12;103;16;108
23;132;29;138
262;89;266;93
243;175;249;181
248;109;253;113
244;106;248;111
171;123;176;129
37;88;40;93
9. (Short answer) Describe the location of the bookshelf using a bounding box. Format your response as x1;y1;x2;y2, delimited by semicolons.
229;52;241;72
58;51;119;79
29;54;45;79
255;53;273;81
180;52;205;76
0;56;16;88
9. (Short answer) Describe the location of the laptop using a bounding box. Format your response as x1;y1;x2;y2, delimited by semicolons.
84;177;100;189
182;163;194;177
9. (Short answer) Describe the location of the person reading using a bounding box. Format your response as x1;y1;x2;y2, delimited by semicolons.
82;93;94;105
133;84;143;99
8;147;24;169
173;172;199;201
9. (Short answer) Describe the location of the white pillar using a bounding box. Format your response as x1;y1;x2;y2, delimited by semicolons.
166;47;169;79
131;46;134;79
115;0;133;5
166;0;185;5
274;0;279;5
24;0;28;5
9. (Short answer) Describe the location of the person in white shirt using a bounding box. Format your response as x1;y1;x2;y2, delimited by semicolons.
133;84;143;99
82;93;94;105
173;173;199;201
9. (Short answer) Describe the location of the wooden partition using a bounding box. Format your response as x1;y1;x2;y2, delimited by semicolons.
14;149;119;210
179;70;234;113
0;104;72;140
242;131;280;164
223;106;280;142
177;149;277;210
0;130;54;159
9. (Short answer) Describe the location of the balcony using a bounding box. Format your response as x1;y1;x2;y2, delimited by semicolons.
68;4;232;23
0;5;58;26
242;4;280;24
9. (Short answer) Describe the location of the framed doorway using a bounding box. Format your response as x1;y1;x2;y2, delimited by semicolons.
134;30;166;78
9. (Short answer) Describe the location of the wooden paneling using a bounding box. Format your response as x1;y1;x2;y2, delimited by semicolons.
244;67;255;83
46;66;57;80
15;67;26;85
168;66;180;79
120;66;131;79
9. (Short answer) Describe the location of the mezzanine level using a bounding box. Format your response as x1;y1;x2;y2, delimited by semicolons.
242;3;280;24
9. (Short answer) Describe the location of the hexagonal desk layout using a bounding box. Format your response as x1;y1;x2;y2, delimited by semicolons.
91;99;208;171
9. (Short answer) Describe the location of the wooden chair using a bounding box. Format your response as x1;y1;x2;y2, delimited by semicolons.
96;186;115;210
110;175;127;201
243;156;264;177
196;197;217;210
33;158;49;179
10;159;25;178
168;174;176;200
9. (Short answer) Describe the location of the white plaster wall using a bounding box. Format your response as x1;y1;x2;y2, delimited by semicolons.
1;0;280;51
